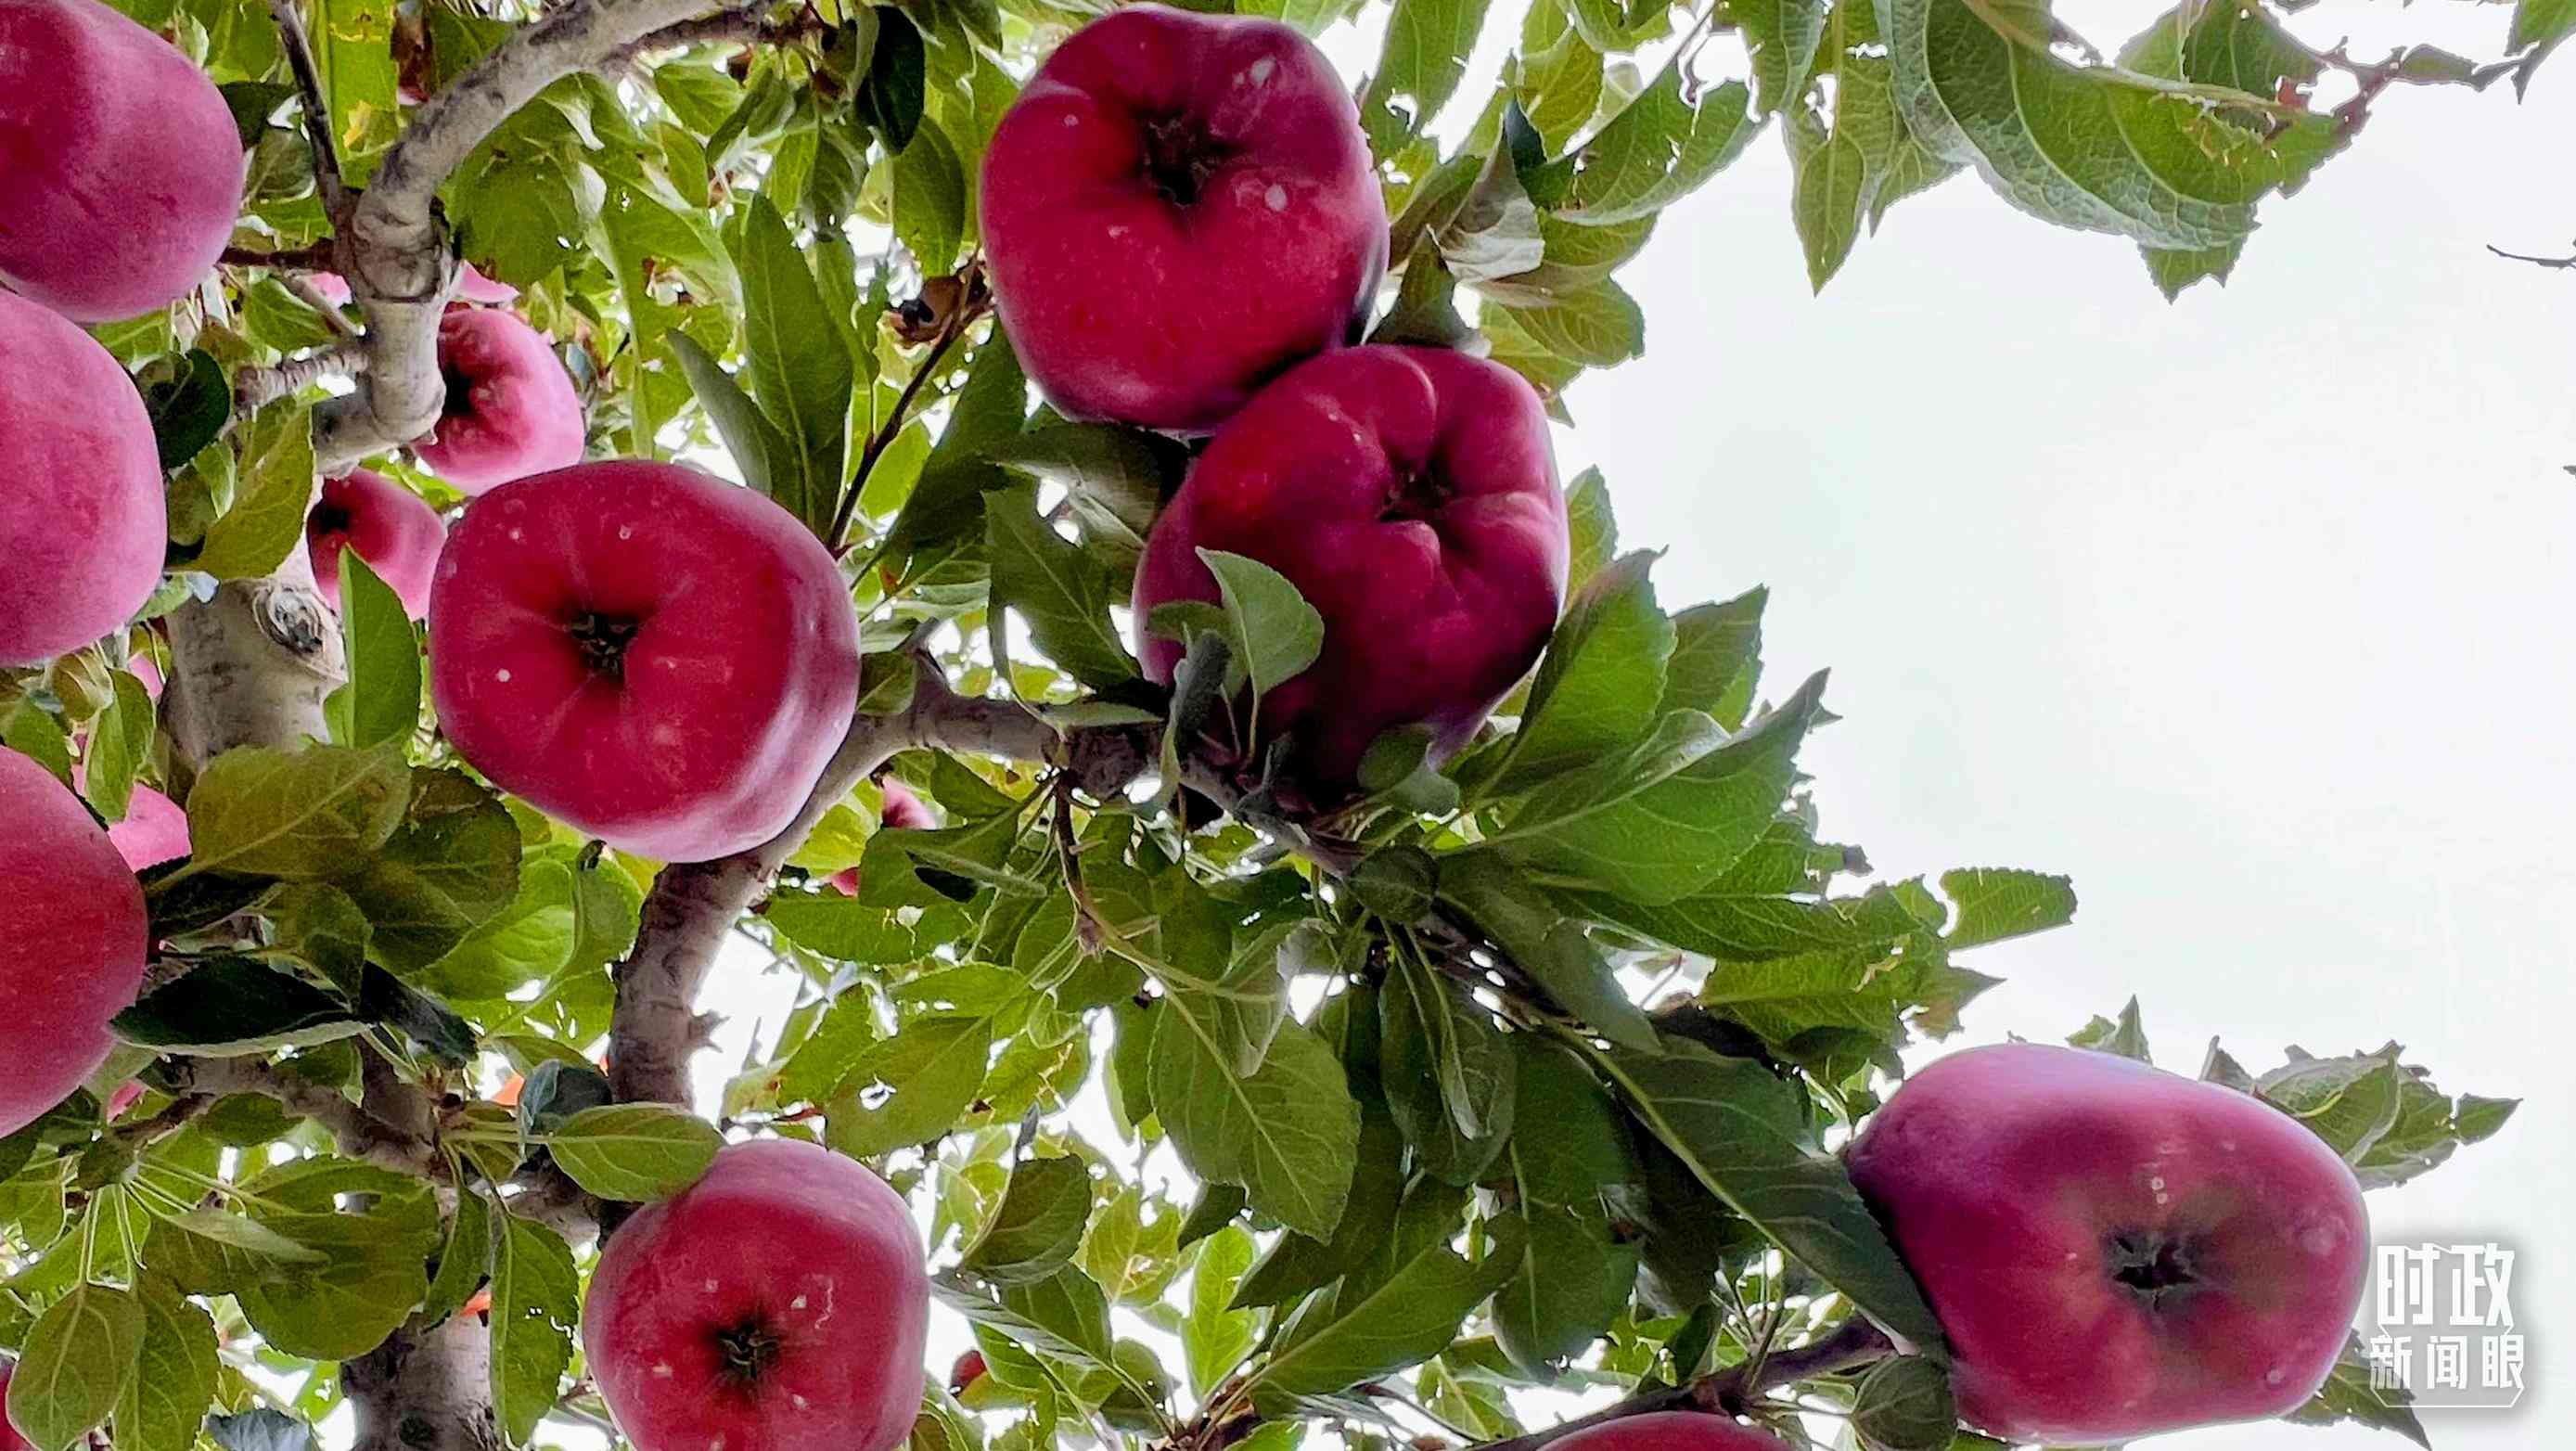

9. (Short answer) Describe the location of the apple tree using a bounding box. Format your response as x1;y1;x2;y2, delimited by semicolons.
0;2;2544;1451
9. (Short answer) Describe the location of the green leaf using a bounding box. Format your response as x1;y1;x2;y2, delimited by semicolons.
1939;867;2077;947
1196;550;1326;710
8;1283;145;1451
732;194;853;538
1374;238;1480;352
489;1208;581;1447
1435;118;1545;283
1185;1226;1262;1397
1489;279;1645;368
142;351;230;471
115;1279;219;1451
1474;673;1829;904
420;1184;493;1330
2069;996;2154;1062
1498;550;1672;788
338;767;523;974
1599;1038;1944;1350
1661;587;1765;728
1789;114;1870;291
1374;0;1496;136
1492;1204;1639;1379
894;113;968;274
963;1155;1094;1286
933;1266;1119;1373
420;858;576;1000
333;550;420;751
195;401;314;581
1245;1213;1525;1411
1441;852;1657;1051
1233;1098;1406;1310
1151;1019;1360;1241
1852;1355;1958;1451
1557;71;1759;225
1379;952;1517;1184
1882;0;2319;250
826;1014;994;1157
859;8;927;152
766;894;921;965
228;1162;440;1360
174;744;410;881
2285;1333;2429;1447
83;669;156;824
669;331;802;507
546;1104;724;1201
307;0;398;184
987;481;1140;691
881;327;1026;559
1742;0;1832;115
111;957;365;1056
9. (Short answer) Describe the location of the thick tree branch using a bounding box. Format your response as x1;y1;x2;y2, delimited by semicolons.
314;0;724;474
235;341;367;409
609;3;831;66
1471;1319;1898;1451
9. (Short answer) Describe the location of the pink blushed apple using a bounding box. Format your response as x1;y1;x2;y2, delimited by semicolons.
1133;344;1569;785
0;0;245;322
1846;1043;2371;1445
307;469;446;620
0;289;167;665
414;309;585;494
828;779;936;896
980;5;1386;433
583;1139;929;1451
428;461;859;863
0;748;149;1137
2;1356;36;1451
1552;1413;1790;1451
308;262;516;308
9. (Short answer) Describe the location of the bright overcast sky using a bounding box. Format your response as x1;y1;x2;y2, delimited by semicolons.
678;4;2574;1449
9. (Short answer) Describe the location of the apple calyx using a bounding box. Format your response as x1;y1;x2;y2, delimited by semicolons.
711;1316;786;1387
1140;113;1232;207
1380;465;1455;524
565;610;645;681
2105;1228;2199;1305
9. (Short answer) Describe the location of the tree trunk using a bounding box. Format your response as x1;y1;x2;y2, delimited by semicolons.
341;1316;504;1451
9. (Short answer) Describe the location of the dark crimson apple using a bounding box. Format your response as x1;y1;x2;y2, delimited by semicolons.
307;469;446;620
0;748;148;1137
828;779;936;896
1552;1412;1789;1451
414;309;585;494
428;461;859;862
0;290;166;665
1846;1043;2370;1445
947;1350;985;1395
584;1138;929;1451
1132;344;1569;784
0;0;245;322
980;4;1387;433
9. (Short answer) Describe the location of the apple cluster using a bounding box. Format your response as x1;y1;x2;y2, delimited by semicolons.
982;4;1570;789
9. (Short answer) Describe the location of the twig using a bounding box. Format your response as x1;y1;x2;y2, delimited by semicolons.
829;276;990;553
288;275;365;340
609;3;831;66
267;0;350;222
236;341;369;408
2488;241;2576;271
1471;1319;1898;1451
221;242;337;271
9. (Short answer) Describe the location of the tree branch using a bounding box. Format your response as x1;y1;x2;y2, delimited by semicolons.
314;0;724;475
609;3;832;67
235;341;367;409
2488;240;2576;271
266;0;349;221
1470;1319;1897;1451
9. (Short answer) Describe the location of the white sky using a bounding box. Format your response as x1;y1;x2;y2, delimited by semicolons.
682;3;2573;1448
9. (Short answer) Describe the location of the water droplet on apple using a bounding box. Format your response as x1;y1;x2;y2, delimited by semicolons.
1249;56;1276;85
1265;184;1288;212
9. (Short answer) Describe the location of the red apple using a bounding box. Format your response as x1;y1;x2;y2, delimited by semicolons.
0;0;244;322
0;748;148;1137
1133;344;1568;784
127;650;162;700
584;1138;929;1451
1552;1413;1789;1451
1;1357;35;1451
103;1080;143;1118
947;1350;985;1395
980;4;1386;433
428;461;859;862
307;469;445;620
827;779;936;896
414;309;585;494
1846;1043;2370;1445
0;289;166;665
